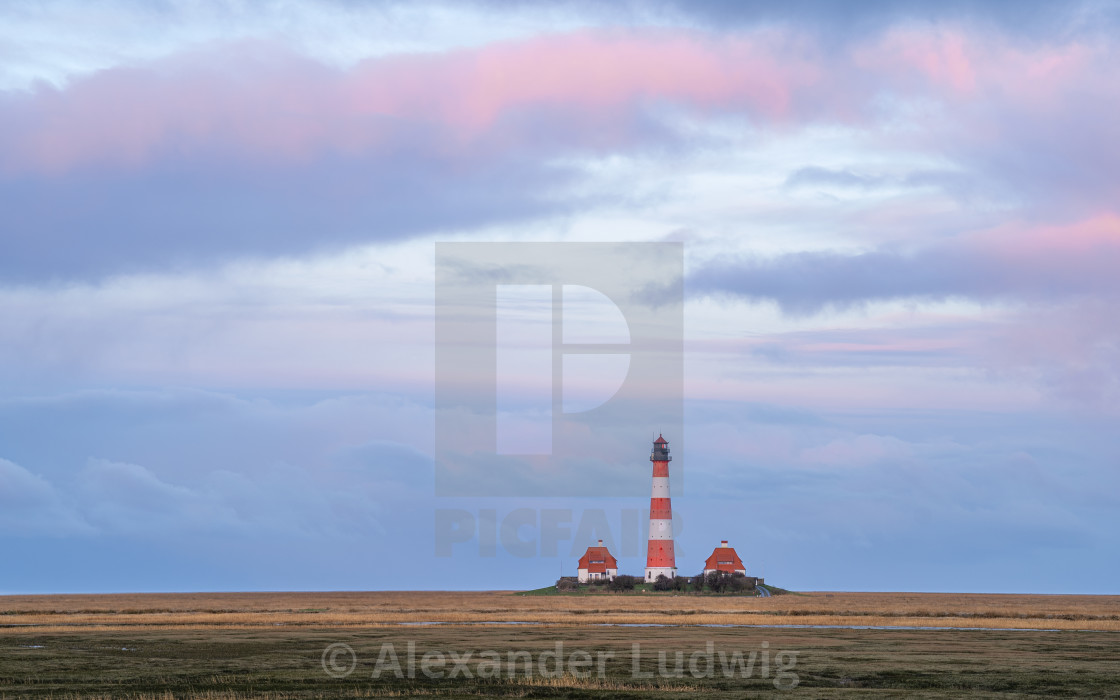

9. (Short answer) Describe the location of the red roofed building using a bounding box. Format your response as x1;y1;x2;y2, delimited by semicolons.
703;540;746;576
577;540;618;583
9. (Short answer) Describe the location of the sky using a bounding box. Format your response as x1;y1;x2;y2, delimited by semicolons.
3;0;1120;594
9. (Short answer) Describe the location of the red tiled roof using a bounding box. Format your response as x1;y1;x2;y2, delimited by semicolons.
704;544;745;572
577;546;618;573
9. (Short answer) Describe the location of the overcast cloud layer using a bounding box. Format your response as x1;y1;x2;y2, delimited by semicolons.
2;0;1119;594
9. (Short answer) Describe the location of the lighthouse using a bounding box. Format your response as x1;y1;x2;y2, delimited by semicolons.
645;434;677;581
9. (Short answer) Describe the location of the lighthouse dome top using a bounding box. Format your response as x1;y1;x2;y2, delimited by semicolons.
651;434;672;461
654;434;668;445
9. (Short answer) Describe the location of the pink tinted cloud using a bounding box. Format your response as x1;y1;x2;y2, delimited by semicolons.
5;47;353;172
856;27;1096;100
985;213;1120;253
967;213;1120;288
864;28;980;95
689;213;1120;318
0;27;1114;177
1;30;821;175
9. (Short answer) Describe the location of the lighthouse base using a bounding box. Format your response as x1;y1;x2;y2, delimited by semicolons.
644;567;677;581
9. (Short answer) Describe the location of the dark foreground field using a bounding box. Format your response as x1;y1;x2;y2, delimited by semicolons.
2;592;1119;698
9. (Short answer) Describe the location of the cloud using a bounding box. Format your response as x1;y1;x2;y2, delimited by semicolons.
690;214;1120;313
649;0;1119;40
1;24;1118;281
0;457;91;536
2;444;421;541
686;212;1120;414
0;146;577;283
973;300;1120;412
0;387;435;474
4;1;1113;93
785;166;889;189
674;398;1118;591
799;433;916;466
0;245;437;391
0;31;820;177
76;458;230;534
0;388;436;540
0;29;815;280
783;165;972;196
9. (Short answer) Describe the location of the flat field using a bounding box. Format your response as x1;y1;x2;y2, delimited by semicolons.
2;590;1118;631
2;591;1119;698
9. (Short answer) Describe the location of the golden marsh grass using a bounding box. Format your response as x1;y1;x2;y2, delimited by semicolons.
2;590;1118;632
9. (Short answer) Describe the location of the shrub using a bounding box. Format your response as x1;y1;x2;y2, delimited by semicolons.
725;572;753;593
652;574;674;591
610;575;638;591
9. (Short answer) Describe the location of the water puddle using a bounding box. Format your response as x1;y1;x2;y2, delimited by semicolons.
398;621;540;626
386;621;1065;632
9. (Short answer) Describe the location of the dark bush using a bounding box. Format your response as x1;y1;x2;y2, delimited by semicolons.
610;574;638;591
653;574;674;591
725;572;753;593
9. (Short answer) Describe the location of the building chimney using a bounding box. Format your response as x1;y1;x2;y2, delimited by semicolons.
597;539;603;547
721;540;728;547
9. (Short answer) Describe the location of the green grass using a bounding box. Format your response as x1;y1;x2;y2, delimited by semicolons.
2;625;1118;698
759;584;799;596
515;585;572;596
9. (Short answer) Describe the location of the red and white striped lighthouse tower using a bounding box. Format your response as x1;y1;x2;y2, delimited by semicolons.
645;434;677;581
